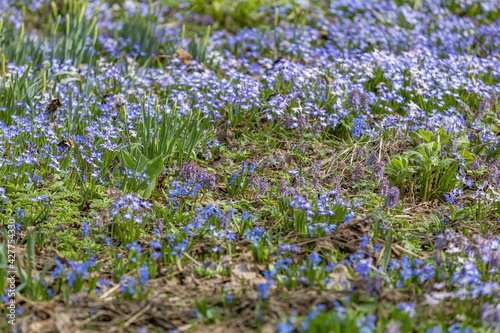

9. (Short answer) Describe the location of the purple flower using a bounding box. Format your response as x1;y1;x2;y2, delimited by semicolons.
219;209;235;229
482;303;500;327
366;153;377;167
155;218;165;232
347;90;362;111
384;186;400;209
490;250;500;268
478;98;491;117
433;250;443;267
470;159;480;170
365;276;382;297
179;162;197;181
374;161;385;181
460;102;471;117
196;170;216;191
352;162;365;183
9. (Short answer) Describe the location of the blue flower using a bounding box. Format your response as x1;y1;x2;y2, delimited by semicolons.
81;221;90;237
309;252;322;268
138;265;150;284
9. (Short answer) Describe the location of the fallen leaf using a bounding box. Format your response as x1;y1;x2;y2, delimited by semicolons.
174;48;193;65
107;186;122;199
200;199;220;206
27;320;55;333
55;313;72;333
326;264;351;291
232;263;257;280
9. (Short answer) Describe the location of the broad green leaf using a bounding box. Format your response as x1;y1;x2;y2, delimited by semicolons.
119;150;135;169
144;156;164;180
392;157;404;171
460;150;475;163
456;133;470;150
417;130;432;143
435;158;454;169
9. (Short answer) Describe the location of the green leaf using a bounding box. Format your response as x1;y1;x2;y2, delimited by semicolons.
144;156;164;181
460;150;475;163
382;231;392;271
435;158;454;169
138;181;156;199
416;130;432;143
456;133;470;150
60;77;81;85
392;157;404;171
437;127;451;146
119;150;135;169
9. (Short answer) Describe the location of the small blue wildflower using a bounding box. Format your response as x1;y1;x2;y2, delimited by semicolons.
309;252;322;268
81;221;90;237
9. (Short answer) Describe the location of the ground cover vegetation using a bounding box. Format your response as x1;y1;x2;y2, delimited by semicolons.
1;0;500;332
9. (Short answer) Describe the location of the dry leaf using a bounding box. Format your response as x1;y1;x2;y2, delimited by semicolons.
326;264;351;291
26;320;55;333
174;48;193;65
55;313;72;333
107;186;122;199
232;263;257;280
200;199;220;206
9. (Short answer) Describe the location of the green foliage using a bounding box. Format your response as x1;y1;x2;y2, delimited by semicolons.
0;61;46;126
386;154;417;188
189;0;268;30
122;13;159;54
224;168;252;198
115;149;164;199
381;231;392;271
387;128;468;201
50;4;99;67
0;21;45;65
250;233;271;264
185;24;211;63
136;98;211;168
195;299;221;324
235;214;254;236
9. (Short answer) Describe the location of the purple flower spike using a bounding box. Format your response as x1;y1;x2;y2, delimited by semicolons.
384;186;400;210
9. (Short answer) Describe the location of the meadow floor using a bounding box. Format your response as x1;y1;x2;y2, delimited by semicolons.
1;0;500;332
